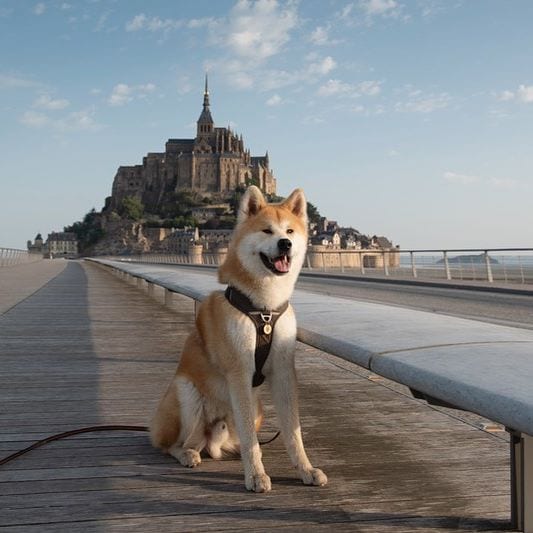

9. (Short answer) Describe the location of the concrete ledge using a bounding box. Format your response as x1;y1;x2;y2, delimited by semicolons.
88;258;533;436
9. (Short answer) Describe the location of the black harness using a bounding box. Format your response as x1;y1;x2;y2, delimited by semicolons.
224;286;289;387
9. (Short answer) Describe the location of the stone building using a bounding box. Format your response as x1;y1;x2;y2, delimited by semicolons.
27;233;44;254
108;77;276;214
46;232;78;258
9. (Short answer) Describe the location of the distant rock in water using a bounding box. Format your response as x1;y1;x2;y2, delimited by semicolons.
436;253;499;265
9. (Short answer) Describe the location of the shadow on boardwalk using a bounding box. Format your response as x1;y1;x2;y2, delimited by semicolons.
0;261;511;532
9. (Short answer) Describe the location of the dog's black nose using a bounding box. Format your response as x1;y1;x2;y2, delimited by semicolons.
278;238;292;252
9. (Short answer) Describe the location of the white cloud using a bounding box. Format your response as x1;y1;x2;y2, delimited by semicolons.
33;94;70;110
60;2;72;9
125;13;183;32
307;56;337;76
108;83;132;106
395;91;450;113
317;78;381;97
489;177;517;189
33;3;46;16
498;90;515;102
338;3;355;20
216;0;298;61
444;171;518;189
443;171;480;185
20;108;103;132
496;84;533;104
360;0;399;16
187;17;215;29
59;110;102;132
20;110;49;128
357;80;381;95
309;26;341;46
94;11;111;32
208;51;337;92
310;26;329;45
517;84;533;103
266;94;282;106
0;74;41;89
318;79;353;96
108;83;156;106
339;0;404;25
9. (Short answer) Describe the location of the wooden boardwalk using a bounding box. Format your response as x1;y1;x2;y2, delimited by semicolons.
0;261;512;532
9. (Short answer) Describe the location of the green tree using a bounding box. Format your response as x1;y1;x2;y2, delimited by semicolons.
306;201;321;226
120;196;144;220
64;208;105;252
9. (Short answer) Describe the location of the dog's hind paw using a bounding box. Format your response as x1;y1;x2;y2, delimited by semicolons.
177;449;202;468
245;473;272;493
301;467;328;486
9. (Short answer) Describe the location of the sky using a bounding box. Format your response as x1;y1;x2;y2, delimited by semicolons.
1;0;533;250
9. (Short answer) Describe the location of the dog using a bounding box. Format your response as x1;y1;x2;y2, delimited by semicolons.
149;185;327;492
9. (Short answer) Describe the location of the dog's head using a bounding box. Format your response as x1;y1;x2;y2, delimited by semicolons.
220;186;308;284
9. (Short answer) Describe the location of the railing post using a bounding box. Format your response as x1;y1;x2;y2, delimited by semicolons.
510;430;533;532
147;281;155;298
484;250;494;283
164;288;174;306
443;251;451;280
361;254;365;275
339;252;344;273
410;251;417;278
383;252;389;276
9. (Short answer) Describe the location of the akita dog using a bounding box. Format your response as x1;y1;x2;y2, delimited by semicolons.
150;186;327;492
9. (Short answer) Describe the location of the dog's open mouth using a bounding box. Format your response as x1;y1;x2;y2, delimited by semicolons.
260;252;291;275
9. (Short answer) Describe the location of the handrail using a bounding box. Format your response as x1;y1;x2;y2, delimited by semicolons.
0;248;42;267
96;247;533;286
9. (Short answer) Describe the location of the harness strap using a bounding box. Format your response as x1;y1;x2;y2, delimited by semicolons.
224;286;289;387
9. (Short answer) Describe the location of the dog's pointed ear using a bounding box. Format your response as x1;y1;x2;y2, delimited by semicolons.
238;186;266;224
282;188;307;221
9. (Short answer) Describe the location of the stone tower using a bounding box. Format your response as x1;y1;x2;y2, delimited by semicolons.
197;75;214;137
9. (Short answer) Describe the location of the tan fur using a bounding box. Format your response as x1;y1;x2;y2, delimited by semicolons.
150;186;327;492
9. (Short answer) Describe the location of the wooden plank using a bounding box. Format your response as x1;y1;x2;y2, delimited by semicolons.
0;260;512;531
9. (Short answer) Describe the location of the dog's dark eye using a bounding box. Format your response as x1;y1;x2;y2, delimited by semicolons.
263;229;273;234
287;229;294;234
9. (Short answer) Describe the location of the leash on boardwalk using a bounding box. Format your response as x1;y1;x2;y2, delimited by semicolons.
0;425;280;467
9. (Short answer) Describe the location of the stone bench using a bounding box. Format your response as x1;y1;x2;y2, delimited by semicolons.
88;258;533;532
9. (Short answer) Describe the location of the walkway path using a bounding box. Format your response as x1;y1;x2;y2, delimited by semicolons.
0;260;510;531
0;259;66;314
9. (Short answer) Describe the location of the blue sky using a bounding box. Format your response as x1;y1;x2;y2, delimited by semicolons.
1;0;532;250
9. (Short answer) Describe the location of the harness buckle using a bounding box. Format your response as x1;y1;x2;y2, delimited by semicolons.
260;312;272;323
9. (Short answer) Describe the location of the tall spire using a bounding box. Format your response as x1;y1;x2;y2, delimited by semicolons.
203;73;210;109
197;73;214;136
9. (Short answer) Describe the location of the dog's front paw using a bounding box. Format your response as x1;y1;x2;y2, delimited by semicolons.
245;472;272;493
301;467;328;486
178;449;202;468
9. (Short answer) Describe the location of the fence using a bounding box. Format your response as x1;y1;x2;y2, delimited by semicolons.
0;248;42;267
100;248;533;287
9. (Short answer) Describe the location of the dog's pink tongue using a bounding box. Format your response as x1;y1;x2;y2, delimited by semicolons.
274;256;290;273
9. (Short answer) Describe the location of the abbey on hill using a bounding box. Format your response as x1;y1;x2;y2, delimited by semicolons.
106;76;277;214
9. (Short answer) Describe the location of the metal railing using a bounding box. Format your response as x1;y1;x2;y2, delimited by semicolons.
0;248;42;267
99;248;533;287
304;248;533;286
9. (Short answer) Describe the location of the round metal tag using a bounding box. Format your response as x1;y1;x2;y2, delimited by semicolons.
263;324;272;335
